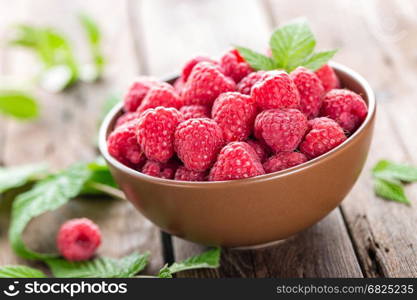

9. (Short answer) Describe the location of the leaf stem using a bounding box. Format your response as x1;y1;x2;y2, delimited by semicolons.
87;182;126;200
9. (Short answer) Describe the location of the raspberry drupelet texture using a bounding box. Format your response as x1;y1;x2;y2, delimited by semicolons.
299;117;347;159
174;118;224;172
173;76;185;94
123;77;161;112
182;62;236;107
175;166;207;181
212;92;257;142
137;82;182;113
237;71;267;95
251;71;300;110
315;64;340;92
220;49;253;83
290;67;325;119
57;218;101;261
180;105;210;120
137;107;183;163
141;160;179;179
246;139;270;163
115;111;141;128
321;89;368;133
181;55;217;82
209;141;265;181
263;152;308;173
254;108;308;153
107;120;143;166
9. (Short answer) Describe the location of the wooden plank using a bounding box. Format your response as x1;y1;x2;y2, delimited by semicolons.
136;0;362;277
267;0;417;277
0;0;163;275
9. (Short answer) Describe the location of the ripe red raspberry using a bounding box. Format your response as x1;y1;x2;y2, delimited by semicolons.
123;77;161;112
137;82;182;113
290;67;325;119
321;89;368;133
182;62;236;107
299;117;347;159
107;121;143;167
141;160;178;179
220;49;253;83
254;108;307;153
315;64;340;92
181;55;217;82
237;71;267;95
57;218;101;261
179;105;210;120
247;139;270;163
174;118;224;171
137;107;183;163
175;166;207;181
173;76;185;94
263;152;308;173
209;142;265;181
115;111;141;128
251;71;300;110
212;92;257;142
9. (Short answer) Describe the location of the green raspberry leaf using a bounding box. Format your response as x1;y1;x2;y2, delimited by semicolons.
46;252;149;278
269;18;315;71
0;90;39;120
302;50;338;71
373;160;417;182
374;177;410;205
235;46;277;71
9;163;91;260
0;163;48;194
0;265;46;278
158;247;221;278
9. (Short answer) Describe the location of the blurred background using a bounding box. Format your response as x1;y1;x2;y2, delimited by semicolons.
1;0;417;277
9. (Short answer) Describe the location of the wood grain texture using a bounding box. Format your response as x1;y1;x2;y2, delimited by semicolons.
267;0;417;277
137;0;362;277
0;0;163;274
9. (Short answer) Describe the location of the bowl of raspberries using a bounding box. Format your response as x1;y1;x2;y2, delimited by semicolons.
99;22;376;247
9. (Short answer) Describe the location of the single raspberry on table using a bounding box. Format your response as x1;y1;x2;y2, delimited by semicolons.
299;117;347;159
137;82;182;113
123;77;161;112
251;71;300;110
209;141;265;181
182;62;236;107
220;49;253;83
57;218;101;261
115;111;141;128
321;89;368;133
181;55;218;82
263;152;308;173
179;105;210;120
175;166;207;181
254;108;308;153
137;107;183;163
290;67;325;119
246;139;270;163
141;160;179;179
174;118;224;172
107;120;143;167
237;71;267;95
315;64;340;92
212;92;257;142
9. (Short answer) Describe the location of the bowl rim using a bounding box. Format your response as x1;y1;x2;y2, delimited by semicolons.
98;61;376;187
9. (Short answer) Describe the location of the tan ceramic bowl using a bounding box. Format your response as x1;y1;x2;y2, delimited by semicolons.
99;62;376;247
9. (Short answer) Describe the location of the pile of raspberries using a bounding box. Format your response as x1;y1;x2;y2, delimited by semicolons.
107;49;368;182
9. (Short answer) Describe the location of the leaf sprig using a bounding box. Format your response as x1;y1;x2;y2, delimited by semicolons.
372;160;417;205
236;18;337;73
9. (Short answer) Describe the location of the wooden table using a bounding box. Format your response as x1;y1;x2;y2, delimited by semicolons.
1;0;417;278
